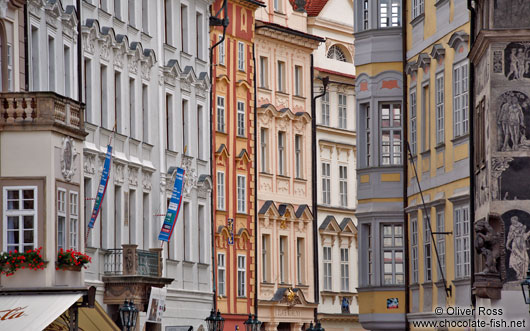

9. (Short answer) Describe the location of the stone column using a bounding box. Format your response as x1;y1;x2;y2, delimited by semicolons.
263;322;279;331
290;322;304;331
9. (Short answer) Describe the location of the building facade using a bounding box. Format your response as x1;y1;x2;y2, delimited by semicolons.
306;1;361;330
353;0;406;330
211;0;263;330
404;0;471;328
470;0;530;327
80;0;213;329
255;1;322;330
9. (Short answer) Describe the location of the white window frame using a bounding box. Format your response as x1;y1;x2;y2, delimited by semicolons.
238;42;245;71
295;135;302;179
341;247;350;291
237;255;246;297
338;93;347;129
237;175;246;213
277;61;285;92
260;128;268;172
216;171;225;210
218;35;225;65
424;214;432;282
294;65;302;96
436;209;446;280
454;61;469;137
411;217;418;283
321;92;330;126
57;188;67;251
3;186;38;252
296;238;304;284
322;162;331;204
380;103;402;166
339;165;348;207
217;253;226;296
362;0;369;30
380;0;401;27
435;73;445;145
367;225;374;285
262;234;269;282
279;236;287;283
217;96;225;132
69;191;79;250
454;204;470;279
259;56;268;88
278;131;286;175
237;101;245;137
323;246;332;290
382;224;404;285
412;0;425;20
365;104;371;166
410;89;417;155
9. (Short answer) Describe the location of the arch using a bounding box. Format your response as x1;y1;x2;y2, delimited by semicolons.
326;44;351;63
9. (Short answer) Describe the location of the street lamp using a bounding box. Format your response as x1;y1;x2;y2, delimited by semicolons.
314;321;324;331
306;322;315;331
521;265;530;313
206;309;225;331
244;314;262;331
119;300;138;331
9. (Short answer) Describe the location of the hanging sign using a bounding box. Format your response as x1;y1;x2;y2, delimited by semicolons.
88;145;112;229
158;167;186;242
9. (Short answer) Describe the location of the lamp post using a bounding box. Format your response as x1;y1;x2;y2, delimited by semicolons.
521;265;530;313
206;309;225;331
244;314;262;331
119;300;138;331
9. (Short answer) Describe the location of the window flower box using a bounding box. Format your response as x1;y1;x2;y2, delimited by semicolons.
56;248;92;271
0;247;46;276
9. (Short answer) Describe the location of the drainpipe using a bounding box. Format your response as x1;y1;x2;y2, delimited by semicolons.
253;43;259;318
24;3;28;91
77;0;82;103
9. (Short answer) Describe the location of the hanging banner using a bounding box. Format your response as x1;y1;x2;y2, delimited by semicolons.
158;167;185;242
88;145;113;229
146;287;167;324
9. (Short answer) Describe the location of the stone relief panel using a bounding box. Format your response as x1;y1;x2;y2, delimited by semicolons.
475;54;489;95
493;50;503;74
502;209;530;281
496;91;530;151
494;157;530;201
494;1;530;29
504;42;530;80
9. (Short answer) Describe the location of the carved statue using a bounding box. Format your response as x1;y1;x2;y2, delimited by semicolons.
506;217;530;280
475;219;501;274
498;95;525;151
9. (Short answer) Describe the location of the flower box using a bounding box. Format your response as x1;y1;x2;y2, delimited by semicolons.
56;249;92;270
56;264;82;272
0;247;46;276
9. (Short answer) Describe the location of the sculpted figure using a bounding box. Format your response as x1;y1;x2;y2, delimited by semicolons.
506;217;530;280
517;48;526;79
508;48;519;79
475;219;500;274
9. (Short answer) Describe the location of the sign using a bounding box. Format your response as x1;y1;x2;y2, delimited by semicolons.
387;298;399;309
227;219;234;245
158;168;185;242
147;287;167;324
88;145;112;229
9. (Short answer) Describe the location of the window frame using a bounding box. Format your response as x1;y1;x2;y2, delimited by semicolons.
237;255;246;297
3;186;38;253
237;175;246;214
338;93;347;129
260;128;269;172
294;65;302;96
216;96;225;133
217;252;226;296
435;73;445;145
259;56;268;88
278;131;286;175
295;135;302;179
380;103;402;166
323;246;332;290
424;213;432;282
216;171;225;211
57;188;67;251
411;217;418;283
410;88;417;155
382;224;404;285
321;162;331;204
218;34;225;65
341;247;350;291
411;0;425;20
454;204;470;279
379;0;401;28
339;165;348;207
321;92;330;126
279;235;288;283
237;101;246;137
238;42;245;71
453;61;469;137
436;208;446;280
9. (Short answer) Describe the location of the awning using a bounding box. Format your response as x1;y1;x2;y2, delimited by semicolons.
45;300;120;331
0;293;82;330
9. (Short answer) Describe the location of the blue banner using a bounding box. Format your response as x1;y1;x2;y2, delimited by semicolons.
158;167;186;242
88;145;112;229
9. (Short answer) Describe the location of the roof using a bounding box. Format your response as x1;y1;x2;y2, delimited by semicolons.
255;20;325;43
242;0;266;7
290;0;329;16
315;66;356;80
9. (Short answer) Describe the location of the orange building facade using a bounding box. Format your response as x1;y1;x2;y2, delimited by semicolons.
211;1;264;330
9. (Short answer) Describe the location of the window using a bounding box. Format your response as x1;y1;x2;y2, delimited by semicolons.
277;61;286;92
31;27;39;90
380;0;400;27
412;0;424;20
114;71;122;132
454;62;469;137
183;202;190;261
217;96;225;132
100;65;108;128
129;78;135;138
238;42;245;71
166;94;173;150
84;58;92;121
48;36;55;91
421;84;429;151
57;189;66;250
454;205;470;278
410;89;417;155
278;131;286;175
196;12;203;59
182;99;188;152
295;135;302;179
339;93;347;129
323;246;332;290
218;35;225;65
164;0;172;44
114;0;121;18
142;84;148;142
128;0;135;26
321;92;330;126
142;0;149;33
294;65;302;96
327;45;347;62
435;73;445;145
4;187;37;252
181;5;188;53
339;165;348;207
424;213;432;282
297;238;304;284
217;172;225;210
262;234;269;282
198;205;204;263
322;162;330;204
198;105;204;159
217;253;226;296
260;56;268;88
382;224;404;285
367;225;374;285
64;45;71;97
411;217;418;283
279;236;287;283
341;248;349;291
69;192;78;250
380;104;402;165
237;101;245;136
260;128;268;172
237;255;246;297
363;0;369;30
237;175;246;213
436;209;446;280
273;0;281;12
365;104;371;166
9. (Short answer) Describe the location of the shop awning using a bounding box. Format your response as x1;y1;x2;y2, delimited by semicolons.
0;293;82;330
45;299;120;331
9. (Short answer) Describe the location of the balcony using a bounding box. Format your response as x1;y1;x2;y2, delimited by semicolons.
102;245;173;310
0;92;86;139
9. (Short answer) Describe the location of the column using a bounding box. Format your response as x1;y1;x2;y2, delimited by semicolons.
264;322;279;331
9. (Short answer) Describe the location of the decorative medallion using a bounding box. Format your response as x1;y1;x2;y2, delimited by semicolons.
61;137;77;182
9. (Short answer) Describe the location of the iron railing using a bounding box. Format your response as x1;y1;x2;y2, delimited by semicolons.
103;245;161;277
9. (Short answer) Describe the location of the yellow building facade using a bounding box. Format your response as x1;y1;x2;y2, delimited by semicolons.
404;0;471;327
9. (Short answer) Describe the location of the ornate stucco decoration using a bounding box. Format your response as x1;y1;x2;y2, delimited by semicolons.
163;59;181;87
142;170;152;192
181;66;197;93
429;44;445;63
181;156;198;197
0;0;9;19
129;166;139;188
197;175;212;200
280;288;302;307
141;49;156;81
114;162;125;185
83;152;96;177
61;137;77;182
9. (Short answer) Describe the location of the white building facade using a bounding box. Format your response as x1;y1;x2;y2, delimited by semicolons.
36;0;215;329
307;1;362;330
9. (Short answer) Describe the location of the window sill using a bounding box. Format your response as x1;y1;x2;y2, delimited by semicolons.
113;17;126;26
237;69;246;73
410;13;425;27
293;94;305;100
236;134;247;139
435;0;450;7
452;278;471;285
258;86;271;92
274;11;286;16
141;31;152;39
276;91;289;97
260;171;273;177
451;133;469;146
435;143;445;151
216;130;228;135
409;283;420;290
297;283;309;288
127;24;140;34
196;57;207;66
236;212;248;216
164;43;177;52
277;174;290;179
294;177;306;182
420;149;430;157
421;281;434;288
216;209;227;213
261;281;275;286
181;51;193;58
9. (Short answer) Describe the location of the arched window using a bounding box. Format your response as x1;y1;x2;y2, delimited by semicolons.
327;45;347;62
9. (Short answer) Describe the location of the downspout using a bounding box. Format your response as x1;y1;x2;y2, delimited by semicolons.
253;43;259;317
401;1;410;330
77;0;82;103
467;0;476;308
24;3;28;91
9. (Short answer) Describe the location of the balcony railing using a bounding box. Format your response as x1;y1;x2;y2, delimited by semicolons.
0;92;85;136
103;245;162;277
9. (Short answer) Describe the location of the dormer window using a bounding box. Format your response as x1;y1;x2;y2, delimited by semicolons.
380;0;400;28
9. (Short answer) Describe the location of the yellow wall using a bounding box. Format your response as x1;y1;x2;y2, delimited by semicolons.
358;290;406;315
